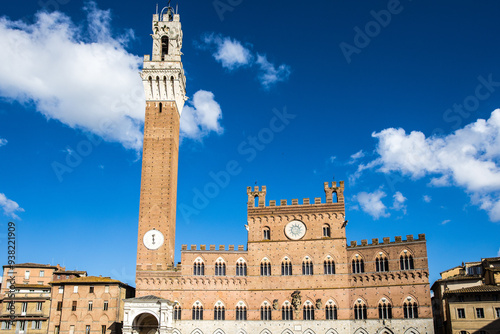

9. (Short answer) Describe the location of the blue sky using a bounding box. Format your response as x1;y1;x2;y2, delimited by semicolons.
0;0;500;286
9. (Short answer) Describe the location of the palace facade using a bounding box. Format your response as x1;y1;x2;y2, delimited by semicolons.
125;5;434;334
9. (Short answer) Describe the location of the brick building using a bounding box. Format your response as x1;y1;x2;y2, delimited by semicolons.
48;276;135;334
125;5;434;334
432;257;500;334
0;263;73;334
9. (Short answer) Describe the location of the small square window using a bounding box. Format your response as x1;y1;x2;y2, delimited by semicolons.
89;286;94;293
55;326;60;334
104;285;109;293
73;286;78;293
24;271;30;280
457;308;465;319
57;302;62;311
36;302;42;311
88;301;93;311
476;308;485;318
39;270;44;277
58;287;64;294
101;325;106;334
72;301;77;311
103;301;109;311
85;325;90;334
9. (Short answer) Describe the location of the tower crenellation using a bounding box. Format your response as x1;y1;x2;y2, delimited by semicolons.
141;7;186;113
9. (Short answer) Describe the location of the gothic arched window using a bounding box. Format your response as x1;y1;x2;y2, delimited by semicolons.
214;258;226;276
173;304;181;320
325;300;337;320
260;303;272;320
281;258;292;276
324;257;335;275
354;300;367;320
193;258;205;276
192;303;203;320
303;301;315;320
352;255;364;274
263;226;271;240
302;257;313;275
236;302;247;320
323;224;331;237
236;258;247;276
378;299;392;319
376;253;389;272
404;297;419;318
260;259;271;276
214;304;225;320
281;302;293;320
400;251;414;270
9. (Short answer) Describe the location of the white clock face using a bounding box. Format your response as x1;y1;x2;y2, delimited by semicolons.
143;229;164;250
284;220;306;240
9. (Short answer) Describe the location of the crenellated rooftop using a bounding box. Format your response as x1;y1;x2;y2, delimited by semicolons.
181;244;246;252
347;234;426;248
246;182;345;214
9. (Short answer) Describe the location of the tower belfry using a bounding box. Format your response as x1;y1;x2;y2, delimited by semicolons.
136;5;186;293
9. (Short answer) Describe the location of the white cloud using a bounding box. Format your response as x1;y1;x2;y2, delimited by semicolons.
423;195;432;203
329;156;336;163
0;4;145;150
349;150;365;164
255;54;290;89
441;219;451;225
362;109;500;221
201;34;290;89
354;189;389;219
203;34;252;70
0;4;222;150
0;138;7;147
0;193;24;219
180;90;223;140
392;191;407;214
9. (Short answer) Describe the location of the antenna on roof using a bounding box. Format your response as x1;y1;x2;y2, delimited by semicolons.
156;3;158;15
176;4;178;14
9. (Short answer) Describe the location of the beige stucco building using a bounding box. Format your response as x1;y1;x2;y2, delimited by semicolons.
431;257;500;334
126;5;435;334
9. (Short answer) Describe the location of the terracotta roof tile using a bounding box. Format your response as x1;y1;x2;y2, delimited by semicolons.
3;263;59;269
445;285;500;294
49;276;124;285
438;274;482;282
12;284;51;289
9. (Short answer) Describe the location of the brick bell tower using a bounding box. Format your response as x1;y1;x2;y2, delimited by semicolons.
136;5;186;294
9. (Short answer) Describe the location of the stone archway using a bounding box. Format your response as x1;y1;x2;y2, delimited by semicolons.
133;313;159;334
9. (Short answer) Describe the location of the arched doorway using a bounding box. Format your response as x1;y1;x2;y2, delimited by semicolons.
133;313;159;334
